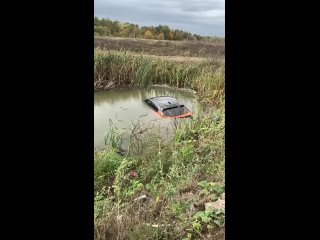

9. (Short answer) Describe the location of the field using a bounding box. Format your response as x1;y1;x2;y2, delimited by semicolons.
95;36;225;58
94;37;225;239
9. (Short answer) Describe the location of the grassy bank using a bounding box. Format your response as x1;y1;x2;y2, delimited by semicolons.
95;37;225;58
94;49;225;239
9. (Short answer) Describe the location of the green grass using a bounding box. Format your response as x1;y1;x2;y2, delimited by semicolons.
94;49;225;239
94;109;225;239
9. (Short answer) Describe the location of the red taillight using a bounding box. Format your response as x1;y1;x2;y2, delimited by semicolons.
153;111;192;119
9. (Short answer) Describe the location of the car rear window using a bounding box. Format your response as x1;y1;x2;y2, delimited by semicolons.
163;106;189;117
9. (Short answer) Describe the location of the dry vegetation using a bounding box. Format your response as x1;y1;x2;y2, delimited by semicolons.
94;36;225;58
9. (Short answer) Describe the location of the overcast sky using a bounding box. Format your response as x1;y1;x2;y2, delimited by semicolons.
94;0;225;37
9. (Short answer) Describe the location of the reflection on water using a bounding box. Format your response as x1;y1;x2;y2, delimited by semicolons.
94;85;196;149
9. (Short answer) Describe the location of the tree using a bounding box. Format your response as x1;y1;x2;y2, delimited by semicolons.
94;26;111;36
161;25;171;40
157;32;164;40
193;34;201;41
119;24;129;37
94;16;100;26
93;17;221;42
144;29;153;39
155;25;164;34
127;24;140;38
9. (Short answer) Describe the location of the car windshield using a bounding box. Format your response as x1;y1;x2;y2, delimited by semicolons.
163;106;188;117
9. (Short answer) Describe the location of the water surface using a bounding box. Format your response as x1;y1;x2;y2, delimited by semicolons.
94;86;196;149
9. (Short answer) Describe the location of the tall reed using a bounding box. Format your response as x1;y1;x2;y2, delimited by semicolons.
94;49;224;107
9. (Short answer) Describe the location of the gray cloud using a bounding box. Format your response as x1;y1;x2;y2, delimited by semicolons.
94;0;225;37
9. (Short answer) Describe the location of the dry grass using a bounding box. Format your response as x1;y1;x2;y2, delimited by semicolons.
95;36;225;58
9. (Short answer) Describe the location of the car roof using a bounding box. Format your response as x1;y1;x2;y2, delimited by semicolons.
146;96;181;109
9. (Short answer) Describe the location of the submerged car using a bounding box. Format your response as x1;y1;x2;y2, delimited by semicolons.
145;96;192;118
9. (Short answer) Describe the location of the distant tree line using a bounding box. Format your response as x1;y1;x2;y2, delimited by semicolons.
94;17;224;43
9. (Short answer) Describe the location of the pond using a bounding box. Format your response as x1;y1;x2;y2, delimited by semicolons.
94;85;197;150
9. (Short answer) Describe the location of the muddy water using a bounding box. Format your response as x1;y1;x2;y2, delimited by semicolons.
94;85;196;150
